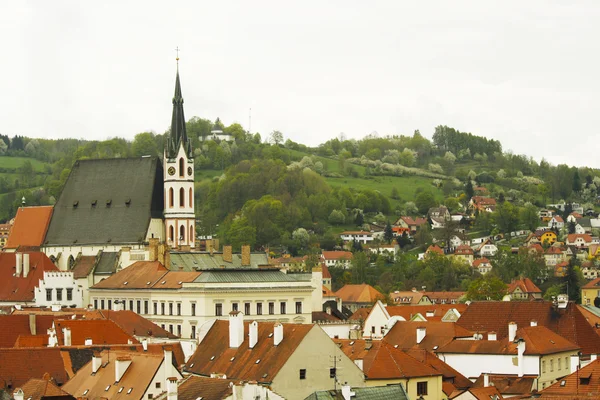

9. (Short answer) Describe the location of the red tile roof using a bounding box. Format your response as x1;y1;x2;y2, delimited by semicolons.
17;376;75;399
545;246;563;254
184;320;314;382
14;334;48;348
567;233;592;243
71;255;96;279
349;307;372;321
426;244;445;255
455;245;474;255
321;251;353;261
335;284;384;304
0;348;68;389
382;321;473;351
404;348;472;391
0;314;56;348
0;252;59;302
472;258;491;267
96;309;177;339
174;376;234;400
541;359;600;397
312;311;340;322
54;319;138;346
583;277;600;289
322;285;337;298
321;264;331;279
5;206;53;249
385;304;468;322
91;261;201;289
461;386;505;400
552;215;564;223
507;278;542;294
471;374;535;396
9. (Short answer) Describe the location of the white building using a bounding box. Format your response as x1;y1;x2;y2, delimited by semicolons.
340;231;373;244
34;271;83;308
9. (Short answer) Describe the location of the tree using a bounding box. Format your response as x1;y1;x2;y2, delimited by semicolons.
269;130;284;145
415;191;436;215
131;132;159;157
434;217;461;252
466;275;507;301
568;220;576;234
493;201;519;234
351;251;368;284
328;209;345;225
565;259;584;304
390;187;400;200
292;228;310;248
384;221;394;243
396;232;411;249
355;211;364;226
520;203;540;232
465;180;474;200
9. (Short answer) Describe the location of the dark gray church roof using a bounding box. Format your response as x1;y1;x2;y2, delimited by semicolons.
44;157;164;246
94;252;119;275
165;70;193;159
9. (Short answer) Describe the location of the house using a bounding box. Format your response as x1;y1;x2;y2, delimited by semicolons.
9;376;75;400
451;386;504;400
271;255;308;271
390;289;430;305
322;264;332;290
425;244;445;256
334;339;445;400
469;196;497;213
335;284;384;313
0;348;69;391
473;258;492;275
0;223;10;249
154;376;284;400
566;212;583;224
365;243;398;256
437;324;580;390
554;261;568;278
566;233;593;248
544;246;565;267
474;239;498;257
383;320;474;352
90;259;321;340
470;374;535;398
577;217;594;233
536;359;600;398
582;277;600;306
454;245;474;266
340;231;373;244
589;243;600;260
391;226;411;237
507;278;542;300
429;206;450;220
183;314;365;400
394;216;428;234
306;385;409;400
4;206;53;252
548;215;564;230
321;250;353;269
539;209;553;222
526;230;558;246
581;263;599;280
426;291;466;305
61;346;183;400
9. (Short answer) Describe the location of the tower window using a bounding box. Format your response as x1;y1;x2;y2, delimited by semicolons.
189;188;193;209
179;158;184;177
169;188;174;208
179;188;185;207
189;224;194;244
169;226;174;242
180;225;185;242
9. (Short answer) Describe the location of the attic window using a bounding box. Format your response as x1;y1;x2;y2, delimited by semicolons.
210;356;215;361
73;200;79;208
92;200;97;207
394;344;399;348
189;363;194;368
83;390;89;395
230;357;235;361
255;359;261;364
268;333;273;338
146;282;151;285
106;199;112;207
118;387;124;393
349;341;355;345
124;281;128;285
125;198;131;206
127;388;133;394
161;281;166;285
105;385;111;391
262;374;268;379
560;380;566;386
178;281;182;285
433;345;439;350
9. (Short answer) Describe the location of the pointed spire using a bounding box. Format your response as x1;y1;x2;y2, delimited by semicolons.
167;67;192;159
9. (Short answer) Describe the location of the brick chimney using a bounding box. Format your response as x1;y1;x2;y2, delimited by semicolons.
223;246;233;263
241;245;251;267
508;321;517;342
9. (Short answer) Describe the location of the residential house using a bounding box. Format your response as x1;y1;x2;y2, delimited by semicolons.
271;255;308;271
429;206;450;229
154;376;284;400
183;314;365;400
425;244;445;257
390;289;430;305
305;384;409;400
536;359;600;398
391;226;411;238
589;244;600;260
548;215;564;230
577;217;593;233
544;246;566;267
4;206;53;252
334;339;445;400
566;233;593;248
474;239;498;257
581;263;599;281
469;196;497;213
454;245;474;266
554;261;568;278
0;223;10;249
539;209;553;222
9;376;75;400
470;374;535;398
526;230;558;246
335;284;384;313
451;386;504;400
566;212;583;223
383;320;474;352
322;264;332;291
507;278;542;300
473;258;492;275
321;251;353;269
426;291;466;305
0;348;69;392
365;243;398;256
340;231;373;244
582;277;600;306
62;346;183;400
437;324;580;390
395;216;428;234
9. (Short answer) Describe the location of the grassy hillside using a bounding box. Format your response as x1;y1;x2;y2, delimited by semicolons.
0;156;49;171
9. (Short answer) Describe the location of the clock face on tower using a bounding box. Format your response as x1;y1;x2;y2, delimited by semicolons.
168;166;176;176
187;166;193;176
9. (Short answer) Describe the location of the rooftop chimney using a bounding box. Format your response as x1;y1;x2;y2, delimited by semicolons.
29;314;36;335
13;388;24;400
488;332;497;341
570;354;580;373
249;321;258;349
341;384;355;400
62;327;71;346
483;373;490;387
115;356;132;382
241;245;251;266
508;322;517;342
15;253;22;277
416;327;426;344
23;253;30;278
167;377;178;400
142;338;148;351
229;311;244;348
92;351;102;374
223;246;233;263
274;322;283;346
530;320;537;327
517;339;526;378
163;346;173;381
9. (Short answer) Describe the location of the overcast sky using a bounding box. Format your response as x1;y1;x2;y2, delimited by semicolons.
1;1;599;167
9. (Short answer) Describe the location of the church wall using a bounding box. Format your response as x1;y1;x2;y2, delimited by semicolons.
43;243;148;271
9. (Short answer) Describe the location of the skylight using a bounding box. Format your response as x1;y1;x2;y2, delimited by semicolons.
189;363;194;367
127;388;133;394
118;387;124;393
560;380;566;386
83;390;89;395
349;341;355;345
105;385;110;391
230;357;235;361
161;281;166;284
123;282;128;285
210;356;215;361
268;333;273;338
255;359;261;364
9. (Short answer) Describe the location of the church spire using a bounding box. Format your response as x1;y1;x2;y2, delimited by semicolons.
167;59;191;159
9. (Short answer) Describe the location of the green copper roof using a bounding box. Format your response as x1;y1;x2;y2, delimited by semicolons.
169;252;270;271
166;70;193;159
304;385;408;400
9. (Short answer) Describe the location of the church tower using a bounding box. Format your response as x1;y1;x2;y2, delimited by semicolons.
164;64;195;249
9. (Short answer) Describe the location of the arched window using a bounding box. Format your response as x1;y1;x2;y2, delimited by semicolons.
180;225;186;242
169;188;174;208
179;188;185;207
189;188;193;209
179;157;184;177
189;224;194;244
169;225;174;242
68;255;75;269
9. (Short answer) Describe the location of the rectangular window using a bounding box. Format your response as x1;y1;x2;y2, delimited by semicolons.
94;299;98;309
148;394;153;399
161;324;165;330
542;360;546;373
215;303;223;316
161;303;165;315
550;359;554;372
371;326;375;334
299;369;306;380
191;325;196;339
417;381;428;396
129;300;134;311
137;300;141;314
280;302;286;314
169;324;173;334
66;288;73;301
191;302;196;316
153;302;158;315
256;303;263;315
46;289;52;302
245;303;251;315
330;368;336;378
56;288;63;301
269;302;275;315
169;303;173;315
232;303;239;312
155;382;161;389
296;301;302;314
108;299;112;310
177;303;181;316
144;301;149;315
101;299;105;309
558;358;562;370
177;325;181;337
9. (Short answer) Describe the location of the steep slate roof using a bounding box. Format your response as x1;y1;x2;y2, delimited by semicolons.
0;348;68;389
170;252;270;271
334;339;442;380
93;251;119;274
165;69;193;159
507;278;542;294
456;301;600;355
383;321;473;351
0;252;59;302
321;264;332;279
54;319;138;346
335;284;384;304
16;377;75;400
184;320;314;382
306;384;409;400
44;157;164;246
5;206;53;249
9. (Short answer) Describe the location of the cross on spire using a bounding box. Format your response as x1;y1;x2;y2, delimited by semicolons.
175;46;180;68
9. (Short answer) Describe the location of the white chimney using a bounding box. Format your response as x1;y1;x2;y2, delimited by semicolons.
85;337;93;346
592;354;598;362
488;332;497;341
530;320;537;327
274;323;283;346
229;311;244;348
483;373;490;387
164;346;173;381
142;338;148;351
167;377;178;400
13;388;24;400
62;327;71;346
508;322;517;342
416;327;426;344
517;339;526;378
15;253;22;277
341;384;355;400
22;253;30;278
115;356;132;382
249;321;258;349
92;352;102;373
570;354;580;373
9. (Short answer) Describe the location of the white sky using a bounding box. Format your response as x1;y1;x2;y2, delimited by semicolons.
1;1;599;167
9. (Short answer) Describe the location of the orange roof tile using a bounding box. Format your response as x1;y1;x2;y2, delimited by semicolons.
96;310;177;339
472;258;491;267
321;251;353;261
71;255;96;279
507;278;542;294
385;304;468;322
0;252;59;302
17;377;74;399
455;245;474;255
383;321;473;351
426;244;445;255
567;233;592;243
404;348;472;390
312;311;340;322
91;261;201;289
349;307;372;321
321;263;332;279
462;386;505;399
335;284;384;304
14;334;48;348
471;374;535;396
0;348;68;389
583;277;600;289
389;290;426;305
322;285;337;298
54;319;138;346
541;359;600;397
5;206;53;249
174;376;234;400
0;314;56;348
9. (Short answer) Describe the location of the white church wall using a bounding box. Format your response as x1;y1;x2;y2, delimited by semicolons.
34;271;83;308
145;218;165;241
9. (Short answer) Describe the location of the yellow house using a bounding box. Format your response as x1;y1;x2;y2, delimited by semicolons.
588;244;600;259
582;277;600;306
540;231;558;245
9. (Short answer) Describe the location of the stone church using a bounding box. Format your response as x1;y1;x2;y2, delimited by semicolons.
42;68;195;271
